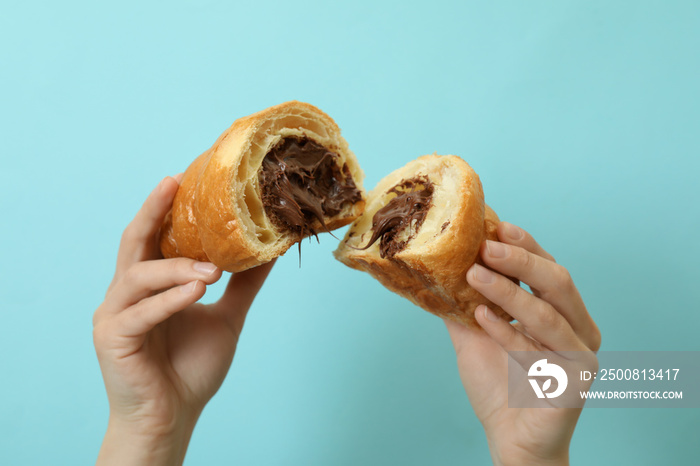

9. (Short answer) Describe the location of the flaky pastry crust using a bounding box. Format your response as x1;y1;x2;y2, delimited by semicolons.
334;154;510;326
160;101;365;272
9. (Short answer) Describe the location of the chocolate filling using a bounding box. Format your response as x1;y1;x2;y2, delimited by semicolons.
359;177;434;258
259;137;362;242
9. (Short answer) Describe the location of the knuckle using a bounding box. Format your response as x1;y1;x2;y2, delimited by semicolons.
500;279;521;304
173;258;195;276
516;247;535;271
553;264;573;290
157;285;183;306
530;302;561;330
148;287;190;318
163;257;184;277
92;306;103;327
92;321;109;347
123;263;144;286
555;264;571;286
502;322;521;348
588;323;602;351
581;351;600;375
130;300;156;326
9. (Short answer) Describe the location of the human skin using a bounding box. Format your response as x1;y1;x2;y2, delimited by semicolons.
444;222;601;466
93;176;599;465
93;175;275;465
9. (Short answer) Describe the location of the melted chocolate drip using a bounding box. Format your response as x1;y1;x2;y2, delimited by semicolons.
359;177;434;258
259;137;362;244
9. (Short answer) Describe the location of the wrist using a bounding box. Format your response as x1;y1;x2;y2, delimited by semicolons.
491;455;569;466
487;436;569;466
96;409;201;466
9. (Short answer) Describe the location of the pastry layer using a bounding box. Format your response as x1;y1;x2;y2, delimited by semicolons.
160;101;365;272
334;154;511;327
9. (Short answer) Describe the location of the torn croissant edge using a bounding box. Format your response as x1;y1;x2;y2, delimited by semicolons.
158;101;366;273
333;154;514;327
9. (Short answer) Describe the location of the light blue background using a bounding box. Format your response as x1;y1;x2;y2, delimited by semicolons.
2;1;699;464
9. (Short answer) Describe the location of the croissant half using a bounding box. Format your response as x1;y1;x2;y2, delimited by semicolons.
333;154;511;326
159;101;366;272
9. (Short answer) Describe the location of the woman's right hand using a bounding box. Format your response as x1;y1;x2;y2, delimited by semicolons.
93;175;275;466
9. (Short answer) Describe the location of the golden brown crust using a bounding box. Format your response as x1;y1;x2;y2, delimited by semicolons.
334;154;510;327
160;150;212;262
159;101;365;272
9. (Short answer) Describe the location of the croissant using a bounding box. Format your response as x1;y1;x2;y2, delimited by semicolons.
159;101;366;272
333;154;511;326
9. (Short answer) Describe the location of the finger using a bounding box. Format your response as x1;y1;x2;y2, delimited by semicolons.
492;222;602;351
443;317;511;377
473;304;541;352
480;240;600;350
102;259;222;316
115;280;206;338
214;259;276;332
467;264;588;351
498;222;555;262
443;317;485;355
114;176;181;280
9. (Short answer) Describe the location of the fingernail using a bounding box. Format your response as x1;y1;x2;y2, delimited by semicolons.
483;305;500;322
193;262;217;275
471;264;495;284
486;240;508;258
503;222;523;241
181;280;198;294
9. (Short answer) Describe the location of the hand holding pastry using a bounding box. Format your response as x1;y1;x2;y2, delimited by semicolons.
93;176;274;466
444;222;601;466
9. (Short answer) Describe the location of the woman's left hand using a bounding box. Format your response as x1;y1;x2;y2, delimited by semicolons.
444;221;601;466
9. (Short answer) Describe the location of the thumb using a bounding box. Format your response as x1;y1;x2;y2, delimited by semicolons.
215;259;276;332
